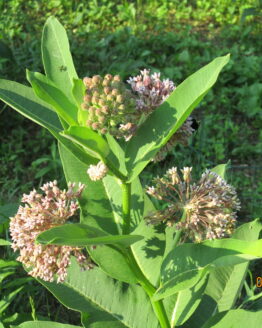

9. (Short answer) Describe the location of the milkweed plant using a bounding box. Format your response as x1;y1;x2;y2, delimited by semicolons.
1;17;262;328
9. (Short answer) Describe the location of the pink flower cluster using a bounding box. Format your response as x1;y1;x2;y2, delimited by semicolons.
10;181;93;283
127;69;175;113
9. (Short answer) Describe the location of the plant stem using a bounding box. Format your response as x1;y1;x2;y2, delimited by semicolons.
169;209;187;251
126;249;170;328
120;179;170;327
121;182;131;234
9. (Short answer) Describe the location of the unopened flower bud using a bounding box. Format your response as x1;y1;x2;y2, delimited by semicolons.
81;103;88;110
83;77;92;86
101;127;108;134
116;95;124;103
104;87;111;95
92;122;101;130
84;95;92;103
102;79;110;87
92;75;102;84
111;89;119;96
101;106;109;114
105;74;112;80
86;120;93;127
113;75;121;82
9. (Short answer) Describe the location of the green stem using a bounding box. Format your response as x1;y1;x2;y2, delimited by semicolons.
126;249;170;328
121;182;131;234
169;210;187;251
120;179;169;327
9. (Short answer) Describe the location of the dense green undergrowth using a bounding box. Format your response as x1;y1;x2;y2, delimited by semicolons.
0;0;261;325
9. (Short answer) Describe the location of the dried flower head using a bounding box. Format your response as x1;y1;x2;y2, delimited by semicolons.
146;168;240;242
81;74;139;139
87;161;108;181
9;181;93;283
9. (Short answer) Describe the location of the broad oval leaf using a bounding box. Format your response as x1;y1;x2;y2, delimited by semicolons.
42;16;78;100
39;259;160;328
125;54;230;182
36;223;143;247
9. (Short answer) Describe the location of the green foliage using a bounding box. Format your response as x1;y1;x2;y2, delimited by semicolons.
0;2;261;328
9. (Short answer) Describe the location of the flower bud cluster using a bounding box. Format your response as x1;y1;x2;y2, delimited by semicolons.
146;167;241;242
9;181;93;283
87;161;108;181
82;74;138;139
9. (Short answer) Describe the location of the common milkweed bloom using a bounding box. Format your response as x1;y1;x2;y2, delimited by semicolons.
146;167;241;242
10;181;93;282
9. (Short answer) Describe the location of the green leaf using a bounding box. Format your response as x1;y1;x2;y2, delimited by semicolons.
58;143;117;234
26;70;78;125
81;311;126;328
163;274;208;327
0;80;95;167
0;239;11;246
155;237;262;300
36;223;143;247
131;195;166;286
72;78;88;126
88;245;138;284
42;16;78;100
125;55;230;182
211;161;230;179
106;135;127;176
0;79;61;131
205;219;262;312
0;286;24;314
202;309;262;328
39;259;159;328
15;322;81;328
61;126;110;160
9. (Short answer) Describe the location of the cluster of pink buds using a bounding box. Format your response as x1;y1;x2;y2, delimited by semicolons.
81;74;138;139
146;168;240;242
9;181;93;283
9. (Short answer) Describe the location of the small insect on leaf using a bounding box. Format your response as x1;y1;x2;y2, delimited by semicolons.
59;65;67;72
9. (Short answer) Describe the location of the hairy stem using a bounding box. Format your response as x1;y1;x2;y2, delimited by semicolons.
121;182;131;234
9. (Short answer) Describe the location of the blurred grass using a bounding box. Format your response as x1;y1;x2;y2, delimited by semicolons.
0;1;261;324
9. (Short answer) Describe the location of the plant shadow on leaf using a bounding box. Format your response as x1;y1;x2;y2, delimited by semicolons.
126;103;178;171
142;236;166;258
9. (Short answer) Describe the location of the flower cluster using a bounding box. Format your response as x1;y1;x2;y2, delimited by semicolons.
153;117;195;162
146;167;241;242
127;69;175;113
81;74;138;139
82;70;196;160
127;69;195;160
10;181;93;283
87;161;108;181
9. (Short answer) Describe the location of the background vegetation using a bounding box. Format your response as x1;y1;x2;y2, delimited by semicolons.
0;0;261;325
